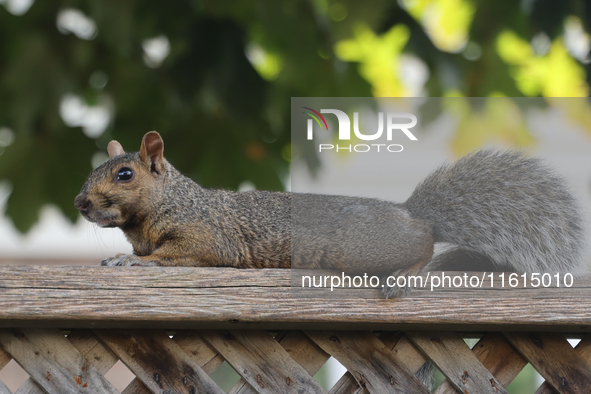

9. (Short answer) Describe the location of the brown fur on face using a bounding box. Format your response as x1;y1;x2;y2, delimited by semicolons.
75;132;167;230
75;154;162;228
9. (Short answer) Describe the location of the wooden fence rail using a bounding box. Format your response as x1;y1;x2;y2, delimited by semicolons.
0;266;589;393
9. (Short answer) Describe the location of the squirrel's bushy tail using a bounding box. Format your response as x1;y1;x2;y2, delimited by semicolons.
404;150;584;273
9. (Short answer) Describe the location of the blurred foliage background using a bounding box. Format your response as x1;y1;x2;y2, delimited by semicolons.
1;0;591;233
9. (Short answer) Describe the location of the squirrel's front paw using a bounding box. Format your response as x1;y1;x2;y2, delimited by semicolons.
99;254;159;267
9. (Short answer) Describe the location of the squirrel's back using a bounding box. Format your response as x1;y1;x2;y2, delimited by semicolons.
404;150;584;273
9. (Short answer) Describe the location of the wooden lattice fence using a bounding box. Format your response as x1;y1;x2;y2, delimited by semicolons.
0;265;590;393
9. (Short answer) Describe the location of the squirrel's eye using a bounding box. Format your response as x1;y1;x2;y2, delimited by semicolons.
116;167;134;182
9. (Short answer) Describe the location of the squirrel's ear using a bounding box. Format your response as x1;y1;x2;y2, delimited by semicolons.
107;141;125;158
140;131;164;175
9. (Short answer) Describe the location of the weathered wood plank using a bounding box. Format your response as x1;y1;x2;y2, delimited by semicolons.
470;333;528;384
329;332;428;394
0;266;589;330
0;266;291;289
306;331;430;394
70;330;152;394
433;333;527;394
121;330;224;394
534;335;591;394
408;331;508;394
2;290;591;331
276;331;331;375
0;380;11;394
13;330;121;394
16;329;124;394
328;334;391;394
504;332;591;394
0;348;14;394
67;330;119;375
16;329;137;394
386;333;429;375
3;266;590;292
203;330;327;394
172;330;225;375
96;329;224;394
68;330;151;394
329;378;368;394
14;376;46;394
228;330;331;394
120;380;152;394
0;346;11;371
0;329;118;394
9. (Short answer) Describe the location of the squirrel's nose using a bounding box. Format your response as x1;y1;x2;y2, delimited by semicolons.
74;194;92;214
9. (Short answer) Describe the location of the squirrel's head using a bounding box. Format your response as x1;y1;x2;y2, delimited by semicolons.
74;131;167;228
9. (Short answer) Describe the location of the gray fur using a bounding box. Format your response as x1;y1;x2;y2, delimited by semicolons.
404;150;584;274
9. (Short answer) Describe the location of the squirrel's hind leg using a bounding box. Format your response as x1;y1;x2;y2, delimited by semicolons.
382;253;433;298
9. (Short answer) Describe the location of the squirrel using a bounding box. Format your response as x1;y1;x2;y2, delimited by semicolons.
75;131;584;295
